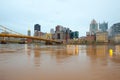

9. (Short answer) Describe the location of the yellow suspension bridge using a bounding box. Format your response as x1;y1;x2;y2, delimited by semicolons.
0;25;62;44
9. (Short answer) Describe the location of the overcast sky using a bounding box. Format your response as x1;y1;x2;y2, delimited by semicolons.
0;0;120;36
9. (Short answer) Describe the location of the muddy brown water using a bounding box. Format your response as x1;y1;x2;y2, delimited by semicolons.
0;44;120;80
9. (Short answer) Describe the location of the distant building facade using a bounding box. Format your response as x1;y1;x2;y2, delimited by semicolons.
34;24;41;31
96;31;108;43
90;19;98;35
50;28;55;39
54;25;70;40
86;35;96;43
70;31;79;39
50;28;55;34
109;23;120;37
54;25;79;43
109;23;120;43
55;25;64;40
86;32;91;36
99;22;108;32
34;24;41;36
113;34;120;43
27;30;31;36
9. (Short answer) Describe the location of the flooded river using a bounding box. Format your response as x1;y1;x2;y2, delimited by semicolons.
0;44;120;80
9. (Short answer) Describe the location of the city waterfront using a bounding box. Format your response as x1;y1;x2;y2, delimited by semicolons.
0;44;120;80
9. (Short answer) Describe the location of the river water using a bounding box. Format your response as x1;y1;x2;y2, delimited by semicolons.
0;44;120;80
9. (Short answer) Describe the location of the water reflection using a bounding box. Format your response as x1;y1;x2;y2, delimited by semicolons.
66;45;79;55
86;45;96;56
115;45;120;56
86;45;108;66
34;44;41;58
25;44;32;55
33;44;41;67
1;44;120;80
50;45;79;63
110;45;120;63
107;45;120;58
25;44;41;67
26;45;80;64
86;45;120;64
96;45;108;57
86;45;108;57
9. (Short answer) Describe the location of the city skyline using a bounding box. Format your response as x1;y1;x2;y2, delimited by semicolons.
0;0;120;36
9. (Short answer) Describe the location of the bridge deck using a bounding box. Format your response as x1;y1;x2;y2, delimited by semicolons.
0;33;62;44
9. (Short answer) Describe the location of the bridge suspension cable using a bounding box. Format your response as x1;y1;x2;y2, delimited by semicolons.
0;25;24;35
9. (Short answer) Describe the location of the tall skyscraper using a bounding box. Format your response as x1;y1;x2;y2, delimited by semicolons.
34;24;41;36
99;22;108;32
34;24;41;31
90;19;98;35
